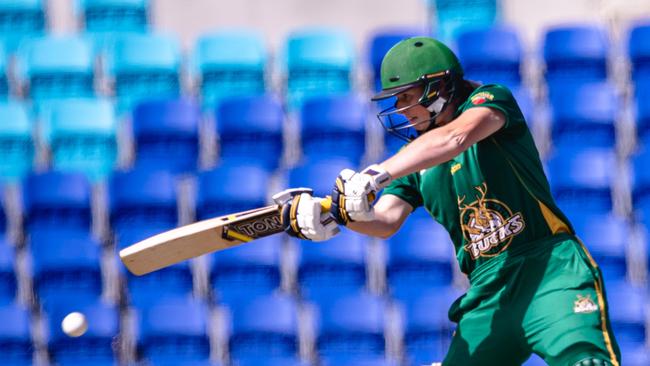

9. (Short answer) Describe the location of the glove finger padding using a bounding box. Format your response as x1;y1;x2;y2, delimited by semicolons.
278;191;340;241
331;174;351;225
331;168;382;225
280;193;308;239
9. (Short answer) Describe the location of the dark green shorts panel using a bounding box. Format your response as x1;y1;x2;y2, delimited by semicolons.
442;237;621;366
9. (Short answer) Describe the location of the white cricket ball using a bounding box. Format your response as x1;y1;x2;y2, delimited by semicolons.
61;312;88;337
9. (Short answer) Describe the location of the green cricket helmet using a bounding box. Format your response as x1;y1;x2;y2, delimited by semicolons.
373;36;464;141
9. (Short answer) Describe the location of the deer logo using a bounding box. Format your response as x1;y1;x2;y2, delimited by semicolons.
458;183;525;259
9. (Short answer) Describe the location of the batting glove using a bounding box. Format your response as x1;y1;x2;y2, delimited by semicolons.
272;188;339;241
331;164;392;225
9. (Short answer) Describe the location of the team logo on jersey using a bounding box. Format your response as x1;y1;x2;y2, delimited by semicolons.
458;183;525;259
573;294;598;314
471;91;495;105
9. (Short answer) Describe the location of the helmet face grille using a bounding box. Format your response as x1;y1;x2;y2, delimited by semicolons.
376;70;461;142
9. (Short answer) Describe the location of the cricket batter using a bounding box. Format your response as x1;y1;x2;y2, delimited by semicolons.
274;37;621;365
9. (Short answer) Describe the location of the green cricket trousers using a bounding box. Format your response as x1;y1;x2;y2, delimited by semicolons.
442;233;621;366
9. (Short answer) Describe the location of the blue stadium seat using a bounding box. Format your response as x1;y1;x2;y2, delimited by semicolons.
45;98;117;181
0;0;45;53
0;238;16;303
45;299;119;365
23;171;92;235
522;353;548;366
194;30;267;110
566;212;629;283
298;230;368;300
606;281;647;347
30;231;102;307
511;86;534;125
108;33;181;113
546;147;615;212
211;236;281;305
457;26;522;88
196;161;270;220
368;29;421;92
109;169;178;238
0;101;33;181
314;290;387;360
633;78;650;146
228;292;299;359
396;287;460;366
547;81;618;149
387;210;454;290
628;21;650;81
16;36;95;108
284;28;354;111
132;98;200;173
80;0;149;34
0;43;8;98
429;0;497;44
117;226;193;307
320;357;399;366
383;127;409;158
0;185;5;234
150;361;223;366
233;356;311;366
215;95;284;169
138;296;211;364
543;25;609;82
300;95;366;164
0;302;33;365
632;146;650;211
288;156;358;197
620;344;650;366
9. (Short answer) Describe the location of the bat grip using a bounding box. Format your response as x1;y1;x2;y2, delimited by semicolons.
319;192;375;213
320;196;332;212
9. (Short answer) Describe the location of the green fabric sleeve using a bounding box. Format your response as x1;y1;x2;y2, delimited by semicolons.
381;172;423;210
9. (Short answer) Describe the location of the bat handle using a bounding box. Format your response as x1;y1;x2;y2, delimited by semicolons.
320;192;376;213
320;196;332;212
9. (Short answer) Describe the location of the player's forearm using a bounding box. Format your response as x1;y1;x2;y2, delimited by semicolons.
381;124;466;179
379;108;505;180
346;219;398;239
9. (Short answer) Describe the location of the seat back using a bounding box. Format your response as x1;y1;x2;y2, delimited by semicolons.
132;98;200;173
194;30;267;110
543;25;609;82
47;98;117;181
0;101;33;181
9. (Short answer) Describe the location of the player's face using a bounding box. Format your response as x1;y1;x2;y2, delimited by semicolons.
395;86;431;132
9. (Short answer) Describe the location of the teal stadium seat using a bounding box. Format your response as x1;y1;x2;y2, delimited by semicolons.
194;30;267;110
0;43;8;98
78;0;149;53
428;0;498;45
0;101;33;181
45;99;117;181
0;0;45;53
108;33;181;114
284;28;354;111
16;36;95;112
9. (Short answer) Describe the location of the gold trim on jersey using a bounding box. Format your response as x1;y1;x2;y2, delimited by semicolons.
575;238;620;366
538;200;570;234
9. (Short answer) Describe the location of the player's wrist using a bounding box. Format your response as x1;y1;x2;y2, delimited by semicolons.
360;163;393;190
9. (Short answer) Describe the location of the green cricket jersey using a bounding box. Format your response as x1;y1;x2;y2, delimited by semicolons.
383;84;575;275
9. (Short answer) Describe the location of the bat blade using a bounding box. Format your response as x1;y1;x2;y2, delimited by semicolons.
119;205;283;275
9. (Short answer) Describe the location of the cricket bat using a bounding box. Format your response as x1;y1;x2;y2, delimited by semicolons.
119;196;332;276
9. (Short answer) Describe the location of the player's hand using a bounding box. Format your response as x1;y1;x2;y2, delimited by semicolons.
331;164;392;224
272;188;339;241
